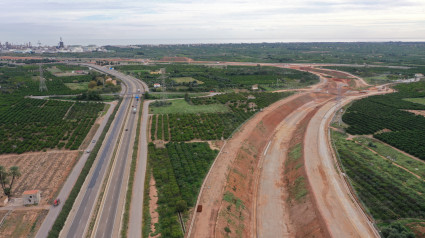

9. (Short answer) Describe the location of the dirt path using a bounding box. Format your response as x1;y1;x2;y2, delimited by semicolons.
256;100;318;237
148;176;159;238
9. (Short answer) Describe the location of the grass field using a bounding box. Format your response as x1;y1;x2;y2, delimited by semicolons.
171;77;204;84
404;97;425;105
65;82;89;90
150;99;229;114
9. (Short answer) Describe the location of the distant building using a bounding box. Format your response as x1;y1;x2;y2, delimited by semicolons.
58;37;64;49
154;83;161;88
252;84;259;90
23;190;41;205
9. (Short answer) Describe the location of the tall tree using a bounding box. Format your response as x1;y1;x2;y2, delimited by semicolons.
0;166;21;198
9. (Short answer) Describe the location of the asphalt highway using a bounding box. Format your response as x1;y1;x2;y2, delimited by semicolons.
60;64;147;238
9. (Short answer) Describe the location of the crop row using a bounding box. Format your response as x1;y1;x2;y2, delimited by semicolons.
151;110;252;142
343;81;425;161
333;132;425;223
148;142;218;238
0;98;104;153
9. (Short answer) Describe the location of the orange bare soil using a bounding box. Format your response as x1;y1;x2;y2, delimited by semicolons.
148;176;160;238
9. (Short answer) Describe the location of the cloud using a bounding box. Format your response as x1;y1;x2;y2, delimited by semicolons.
1;0;424;45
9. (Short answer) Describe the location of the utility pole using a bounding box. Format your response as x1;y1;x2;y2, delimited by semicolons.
39;64;48;92
159;68;167;101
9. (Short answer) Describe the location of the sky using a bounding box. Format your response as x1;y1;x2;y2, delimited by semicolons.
1;0;425;46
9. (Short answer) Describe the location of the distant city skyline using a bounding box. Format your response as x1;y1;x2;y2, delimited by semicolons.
1;0;425;46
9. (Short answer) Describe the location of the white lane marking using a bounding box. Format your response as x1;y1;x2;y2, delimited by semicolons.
264;141;272;156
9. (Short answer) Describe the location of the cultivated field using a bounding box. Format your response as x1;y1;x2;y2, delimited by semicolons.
0;150;79;204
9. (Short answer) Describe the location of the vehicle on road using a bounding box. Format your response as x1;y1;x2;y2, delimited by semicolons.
53;198;60;206
86;150;91;153
133;108;137;114
92;140;96;143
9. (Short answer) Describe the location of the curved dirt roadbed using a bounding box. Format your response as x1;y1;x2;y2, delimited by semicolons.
255;99;325;237
304;92;389;237
187;92;317;237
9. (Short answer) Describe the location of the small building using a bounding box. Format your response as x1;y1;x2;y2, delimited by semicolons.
154;83;161;88
105;78;117;85
23;190;41;205
415;73;424;79
0;195;8;207
252;84;258;90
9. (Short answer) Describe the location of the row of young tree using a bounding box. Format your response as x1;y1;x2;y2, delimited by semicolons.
336;136;425;223
150;111;252;142
0;98;104;154
343;81;425;160
148;142;218;238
